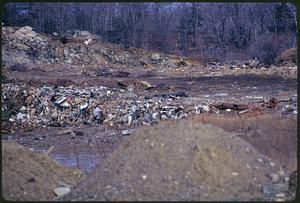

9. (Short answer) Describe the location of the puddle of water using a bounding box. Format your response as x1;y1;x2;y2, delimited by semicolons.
47;141;119;174
50;152;103;174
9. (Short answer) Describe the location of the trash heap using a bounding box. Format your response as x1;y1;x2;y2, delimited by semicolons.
2;26;199;69
1;84;195;133
2;81;296;133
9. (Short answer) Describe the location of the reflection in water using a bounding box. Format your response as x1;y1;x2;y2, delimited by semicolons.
50;153;103;174
47;143;117;174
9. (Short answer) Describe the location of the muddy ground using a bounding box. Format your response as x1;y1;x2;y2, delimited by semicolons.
2;63;297;201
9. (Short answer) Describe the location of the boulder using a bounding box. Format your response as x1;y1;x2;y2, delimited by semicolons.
150;53;160;61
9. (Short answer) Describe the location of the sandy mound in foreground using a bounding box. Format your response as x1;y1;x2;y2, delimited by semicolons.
2;141;84;201
65;120;278;201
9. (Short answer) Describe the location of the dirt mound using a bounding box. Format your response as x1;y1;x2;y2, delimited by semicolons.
2;141;84;201
276;47;297;64
190;114;297;172
63;120;278;201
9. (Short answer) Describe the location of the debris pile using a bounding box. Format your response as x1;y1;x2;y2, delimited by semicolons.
2;84;191;132
2;26;199;69
2;82;297;133
2;26;61;65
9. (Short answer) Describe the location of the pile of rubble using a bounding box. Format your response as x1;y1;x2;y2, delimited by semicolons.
2;26;62;66
2;82;296;133
2;26;199;69
1;83;193;133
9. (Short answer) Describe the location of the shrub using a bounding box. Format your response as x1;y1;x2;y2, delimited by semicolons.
9;63;28;72
276;47;297;64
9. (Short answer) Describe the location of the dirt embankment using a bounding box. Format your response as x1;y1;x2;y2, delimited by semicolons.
2;141;84;201
62;120;282;201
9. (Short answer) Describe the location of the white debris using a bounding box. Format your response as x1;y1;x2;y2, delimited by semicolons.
80;103;88;110
16;112;26;120
53;187;71;197
55;97;66;105
84;38;92;46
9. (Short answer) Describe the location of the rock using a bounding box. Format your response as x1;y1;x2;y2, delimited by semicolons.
53;187;71;197
150;53;160;61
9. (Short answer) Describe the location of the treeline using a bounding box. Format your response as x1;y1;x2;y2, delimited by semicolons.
3;2;297;64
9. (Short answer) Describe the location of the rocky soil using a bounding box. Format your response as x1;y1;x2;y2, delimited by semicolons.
1;26;297;201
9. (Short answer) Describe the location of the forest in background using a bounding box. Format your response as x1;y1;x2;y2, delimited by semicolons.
3;2;297;64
